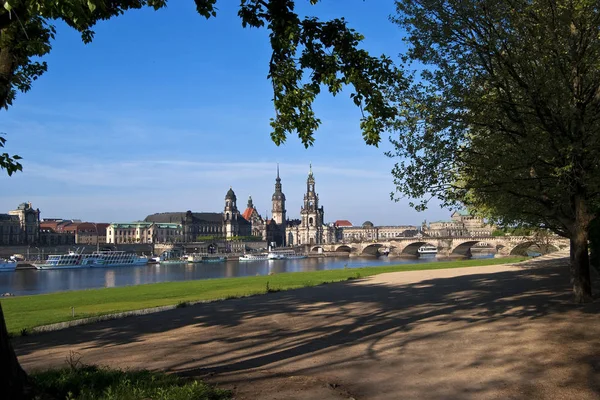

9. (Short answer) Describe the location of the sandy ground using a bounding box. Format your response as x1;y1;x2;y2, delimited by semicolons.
13;255;600;400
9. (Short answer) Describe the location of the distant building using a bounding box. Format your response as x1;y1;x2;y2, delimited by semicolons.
422;210;493;237
0;202;40;245
106;222;182;244
286;165;336;246
337;220;418;242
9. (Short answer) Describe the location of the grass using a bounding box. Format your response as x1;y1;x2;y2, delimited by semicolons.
2;257;525;335
30;364;230;400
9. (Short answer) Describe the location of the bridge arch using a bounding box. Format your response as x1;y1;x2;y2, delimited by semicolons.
311;246;323;252
361;243;383;256
451;240;486;256
335;245;352;252
507;241;559;256
401;241;437;257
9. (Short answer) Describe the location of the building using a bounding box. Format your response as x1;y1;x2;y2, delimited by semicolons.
241;196;264;238
336;220;418;242
72;223;109;246
5;202;40;244
286;165;336;246
223;187;252;238
0;214;22;245
422;210;494;237
106;222;183;244
143;188;251;242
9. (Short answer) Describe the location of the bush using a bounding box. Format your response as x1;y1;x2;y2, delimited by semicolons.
31;365;231;400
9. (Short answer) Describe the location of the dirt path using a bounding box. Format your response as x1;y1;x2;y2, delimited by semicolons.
13;257;600;399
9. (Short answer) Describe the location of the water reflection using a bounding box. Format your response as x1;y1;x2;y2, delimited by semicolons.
0;254;494;296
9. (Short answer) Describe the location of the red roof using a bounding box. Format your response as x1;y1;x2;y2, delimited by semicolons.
241;207;255;221
334;220;353;227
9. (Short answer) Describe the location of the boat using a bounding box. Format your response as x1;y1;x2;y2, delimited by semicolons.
239;253;269;262
418;245;438;255
201;256;226;263
0;259;17;272
34;251;148;270
187;254;204;263
267;249;307;260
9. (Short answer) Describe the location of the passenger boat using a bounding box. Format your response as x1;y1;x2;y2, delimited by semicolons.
239;253;269;262
202;256;226;263
418;245;438;255
0;259;17;272
187;254;204;263
267;249;307;260
34;251;149;270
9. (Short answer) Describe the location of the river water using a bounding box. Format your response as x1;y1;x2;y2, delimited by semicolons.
0;254;494;296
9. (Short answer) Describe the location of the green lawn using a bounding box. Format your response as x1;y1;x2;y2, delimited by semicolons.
2;257;525;335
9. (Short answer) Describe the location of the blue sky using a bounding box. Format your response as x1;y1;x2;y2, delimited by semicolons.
0;1;451;226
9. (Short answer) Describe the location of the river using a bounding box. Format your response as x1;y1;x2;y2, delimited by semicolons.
0;254;494;296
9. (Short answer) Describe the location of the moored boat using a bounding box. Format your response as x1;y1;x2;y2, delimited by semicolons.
0;260;17;272
34;251;148;270
418;245;437;255
202;256;226;263
239;253;269;262
267;249;307;260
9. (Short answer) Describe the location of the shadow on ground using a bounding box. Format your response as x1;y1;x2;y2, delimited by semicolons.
14;259;600;400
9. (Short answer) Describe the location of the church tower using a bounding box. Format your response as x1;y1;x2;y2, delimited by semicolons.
223;187;240;238
300;164;324;245
271;164;286;224
271;164;287;246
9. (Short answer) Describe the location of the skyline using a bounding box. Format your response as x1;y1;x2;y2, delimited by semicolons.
0;1;451;225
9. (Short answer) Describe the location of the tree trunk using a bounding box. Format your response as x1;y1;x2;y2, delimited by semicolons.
0;303;30;400
570;196;593;303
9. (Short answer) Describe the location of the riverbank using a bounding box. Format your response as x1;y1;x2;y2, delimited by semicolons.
14;253;599;400
2;257;524;335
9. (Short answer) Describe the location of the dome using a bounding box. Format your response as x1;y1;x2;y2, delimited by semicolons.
225;187;236;200
362;221;374;228
272;192;286;201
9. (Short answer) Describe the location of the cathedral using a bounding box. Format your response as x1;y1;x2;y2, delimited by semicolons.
241;165;287;246
286;165;336;246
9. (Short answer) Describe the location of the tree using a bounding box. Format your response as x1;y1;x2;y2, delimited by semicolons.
1;0;402;152
1;1;403;397
389;0;600;302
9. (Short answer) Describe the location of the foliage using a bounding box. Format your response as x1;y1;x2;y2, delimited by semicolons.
30;364;230;400
389;0;600;301
1;256;526;334
0;0;403;176
0;134;21;175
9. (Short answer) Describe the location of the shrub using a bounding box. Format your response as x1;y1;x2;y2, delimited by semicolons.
31;365;231;400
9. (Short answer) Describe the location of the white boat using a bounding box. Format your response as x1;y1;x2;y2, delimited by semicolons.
239;253;269;262
0;260;17;272
418;245;438;255
34;251;149;270
267;249;307;260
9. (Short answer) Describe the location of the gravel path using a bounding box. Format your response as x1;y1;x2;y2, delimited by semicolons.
14;256;600;399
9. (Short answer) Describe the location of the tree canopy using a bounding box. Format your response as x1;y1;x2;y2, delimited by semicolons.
0;0;402;163
389;0;600;302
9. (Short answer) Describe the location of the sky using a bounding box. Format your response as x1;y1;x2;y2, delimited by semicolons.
0;1;452;226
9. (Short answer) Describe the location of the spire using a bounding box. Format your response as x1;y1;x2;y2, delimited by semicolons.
247;195;253;208
308;162;313;178
277;163;280;179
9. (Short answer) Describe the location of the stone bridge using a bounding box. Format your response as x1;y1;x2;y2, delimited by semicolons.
316;236;570;258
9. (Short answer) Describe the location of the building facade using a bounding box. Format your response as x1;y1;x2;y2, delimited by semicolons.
106;222;183;244
286;165;336;246
5;202;40;244
336;220;418;242
422;210;494;237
